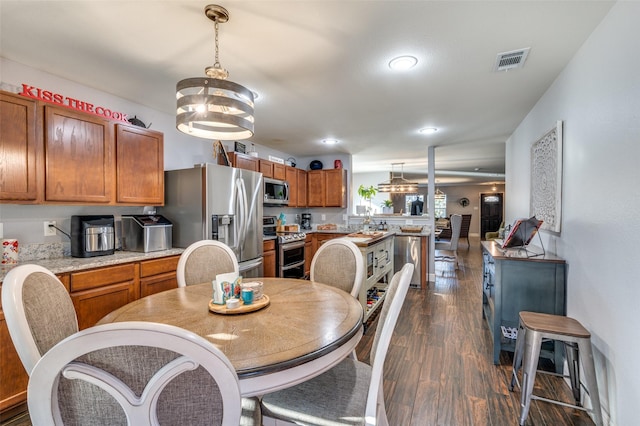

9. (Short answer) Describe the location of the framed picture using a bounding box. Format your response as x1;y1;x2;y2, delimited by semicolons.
530;121;563;233
234;141;246;153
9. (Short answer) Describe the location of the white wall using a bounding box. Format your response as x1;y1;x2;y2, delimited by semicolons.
505;3;640;424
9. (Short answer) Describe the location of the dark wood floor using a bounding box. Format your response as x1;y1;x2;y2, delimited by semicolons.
355;237;594;426
2;237;594;426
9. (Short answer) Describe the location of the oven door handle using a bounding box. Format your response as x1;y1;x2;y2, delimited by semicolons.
281;259;305;270
281;240;305;250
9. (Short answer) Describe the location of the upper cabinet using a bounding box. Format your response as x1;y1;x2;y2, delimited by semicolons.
307;169;347;208
0;92;38;201
115;124;164;205
44;105;114;203
285;166;298;207
0;90;164;205
229;152;259;172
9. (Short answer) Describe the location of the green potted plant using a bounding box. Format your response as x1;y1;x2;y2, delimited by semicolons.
357;184;377;215
380;199;393;214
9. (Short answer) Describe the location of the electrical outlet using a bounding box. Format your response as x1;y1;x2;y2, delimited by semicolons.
321;214;326;221
44;221;56;236
342;214;347;221
405;219;413;225
0;222;3;238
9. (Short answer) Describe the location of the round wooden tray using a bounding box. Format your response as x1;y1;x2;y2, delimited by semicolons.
208;295;270;315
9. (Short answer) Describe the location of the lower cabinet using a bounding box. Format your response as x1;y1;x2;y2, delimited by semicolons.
358;236;394;322
0;254;181;416
304;234;313;277
263;240;276;278
70;264;137;330
0;309;29;415
139;256;180;297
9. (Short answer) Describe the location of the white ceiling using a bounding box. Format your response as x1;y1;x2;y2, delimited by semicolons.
0;1;614;184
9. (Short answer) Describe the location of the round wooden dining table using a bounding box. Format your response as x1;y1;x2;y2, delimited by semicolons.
99;278;364;397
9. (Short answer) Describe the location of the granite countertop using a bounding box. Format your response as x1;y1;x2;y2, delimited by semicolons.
0;248;185;282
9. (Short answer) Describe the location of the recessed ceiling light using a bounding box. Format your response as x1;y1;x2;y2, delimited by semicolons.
322;138;339;145
388;55;418;70
419;127;438;134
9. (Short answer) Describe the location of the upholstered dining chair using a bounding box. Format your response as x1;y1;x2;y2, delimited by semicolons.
1;264;79;375
176;240;239;287
27;321;261;426
260;263;414;426
310;238;364;298
459;214;472;248
435;213;462;268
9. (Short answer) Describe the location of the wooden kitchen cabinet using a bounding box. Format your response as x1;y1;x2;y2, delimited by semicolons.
0;92;38;202
297;169;307;207
311;232;349;257
70;263;136;330
115;124;164;205
304;234;313;277
229;152;259;171
263;239;276;278
307;169;347;207
259;159;274;178
0;306;29;414
285;166;298;207
273;163;286;180
44;105;114;203
139;255;179;297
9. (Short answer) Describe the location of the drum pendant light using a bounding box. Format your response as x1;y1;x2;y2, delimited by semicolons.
176;4;254;140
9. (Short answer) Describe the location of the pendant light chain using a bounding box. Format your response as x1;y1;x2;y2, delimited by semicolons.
213;20;221;69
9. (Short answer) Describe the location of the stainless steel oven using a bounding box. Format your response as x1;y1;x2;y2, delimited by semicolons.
264;216;306;278
278;237;305;278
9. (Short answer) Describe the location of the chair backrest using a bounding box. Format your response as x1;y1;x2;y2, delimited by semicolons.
310;239;364;297
366;263;413;422
177;240;239;287
1;264;79;374
459;214;472;238
27;321;242;426
448;214;463;250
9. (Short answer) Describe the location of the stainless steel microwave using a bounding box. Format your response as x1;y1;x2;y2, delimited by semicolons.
264;178;289;206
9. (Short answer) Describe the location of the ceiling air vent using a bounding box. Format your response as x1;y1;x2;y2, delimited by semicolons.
494;48;530;71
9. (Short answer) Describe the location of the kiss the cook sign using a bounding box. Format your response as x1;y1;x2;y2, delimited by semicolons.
19;83;129;123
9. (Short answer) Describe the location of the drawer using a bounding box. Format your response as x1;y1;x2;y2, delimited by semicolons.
71;263;136;292
140;256;180;278
263;239;276;251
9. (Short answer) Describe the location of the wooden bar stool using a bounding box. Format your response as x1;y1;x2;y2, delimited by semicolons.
509;311;603;426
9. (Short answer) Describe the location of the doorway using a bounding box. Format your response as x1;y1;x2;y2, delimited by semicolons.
480;193;503;238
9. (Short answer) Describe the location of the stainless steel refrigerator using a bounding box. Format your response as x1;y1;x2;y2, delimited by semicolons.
160;163;264;278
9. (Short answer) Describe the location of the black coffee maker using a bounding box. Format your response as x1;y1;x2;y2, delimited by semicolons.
301;213;312;230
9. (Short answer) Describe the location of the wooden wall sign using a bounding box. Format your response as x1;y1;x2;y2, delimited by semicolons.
19;83;129;123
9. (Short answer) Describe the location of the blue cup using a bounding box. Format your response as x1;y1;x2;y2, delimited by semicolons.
241;288;254;305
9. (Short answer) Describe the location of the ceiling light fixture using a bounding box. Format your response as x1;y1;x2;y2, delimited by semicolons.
378;163;419;194
176;4;254;140
419;127;438;134
322;138;339;145
388;55;418;70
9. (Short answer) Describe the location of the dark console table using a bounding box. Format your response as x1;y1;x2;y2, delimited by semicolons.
481;241;566;371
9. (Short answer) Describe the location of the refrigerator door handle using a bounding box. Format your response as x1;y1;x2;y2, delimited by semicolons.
236;177;248;245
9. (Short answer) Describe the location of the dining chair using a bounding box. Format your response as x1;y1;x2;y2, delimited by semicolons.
1;264;79;375
176;239;239;287
260;263;414;426
27;321;261;426
310;238;364;297
435;213;462;268
459;214;472;248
